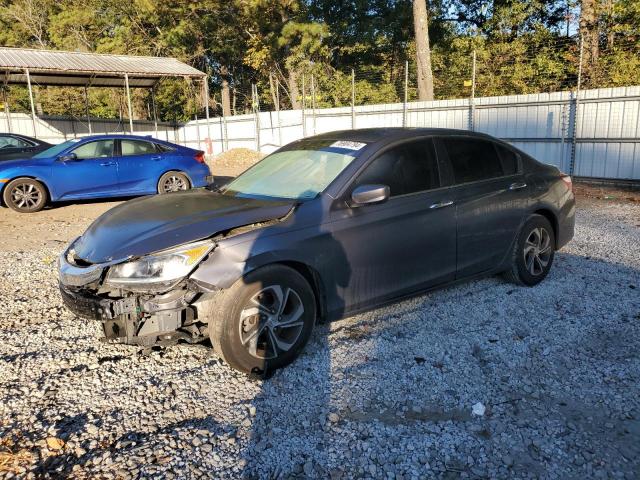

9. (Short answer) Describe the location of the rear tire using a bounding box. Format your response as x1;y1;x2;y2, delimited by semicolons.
157;172;190;194
2;178;47;213
208;265;316;375
504;214;555;286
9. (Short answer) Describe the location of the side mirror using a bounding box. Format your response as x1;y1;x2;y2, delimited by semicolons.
350;184;390;207
59;153;78;162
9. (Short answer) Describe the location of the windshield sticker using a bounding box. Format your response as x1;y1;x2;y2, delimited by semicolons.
330;140;367;151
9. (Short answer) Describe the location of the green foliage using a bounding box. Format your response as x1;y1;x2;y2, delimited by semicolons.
0;0;638;121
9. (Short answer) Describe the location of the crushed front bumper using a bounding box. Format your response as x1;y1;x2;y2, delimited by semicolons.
59;282;212;346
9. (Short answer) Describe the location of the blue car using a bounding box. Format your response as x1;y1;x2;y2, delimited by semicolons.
0;135;212;213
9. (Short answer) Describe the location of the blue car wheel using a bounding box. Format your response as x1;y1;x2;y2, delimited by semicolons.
158;171;191;194
3;178;48;213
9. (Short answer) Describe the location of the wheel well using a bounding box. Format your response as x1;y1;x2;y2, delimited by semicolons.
278;261;327;323
533;209;559;248
0;176;51;206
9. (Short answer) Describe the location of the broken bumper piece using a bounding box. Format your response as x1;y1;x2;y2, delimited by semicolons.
59;283;210;346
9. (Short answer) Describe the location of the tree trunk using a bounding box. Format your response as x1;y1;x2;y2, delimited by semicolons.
413;0;434;101
580;0;599;65
269;72;278;109
288;69;301;109
220;65;231;117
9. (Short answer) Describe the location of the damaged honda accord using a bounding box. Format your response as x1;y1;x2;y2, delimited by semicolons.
58;128;575;375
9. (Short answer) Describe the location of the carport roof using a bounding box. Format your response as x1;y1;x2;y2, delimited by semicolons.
0;47;206;88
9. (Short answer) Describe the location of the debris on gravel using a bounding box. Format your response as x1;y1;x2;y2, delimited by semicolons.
1;199;639;479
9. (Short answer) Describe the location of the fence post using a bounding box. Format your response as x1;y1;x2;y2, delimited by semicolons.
351;69;356;129
470;50;476;131
253;84;261;152
311;74;317;135
569;35;584;176
301;74;307;137
402;60;408;127
194;114;201;150
275;78;282;146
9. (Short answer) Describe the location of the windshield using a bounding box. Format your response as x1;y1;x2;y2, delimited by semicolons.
33;139;80;159
222;140;367;200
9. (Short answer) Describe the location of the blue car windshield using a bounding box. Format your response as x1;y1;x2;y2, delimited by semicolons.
222;140;367;200
33;139;81;159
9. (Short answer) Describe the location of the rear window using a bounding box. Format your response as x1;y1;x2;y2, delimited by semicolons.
443;138;504;184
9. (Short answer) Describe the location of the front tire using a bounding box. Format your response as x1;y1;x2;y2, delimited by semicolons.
208;265;316;375
504;214;555;286
2;178;47;213
157;171;190;194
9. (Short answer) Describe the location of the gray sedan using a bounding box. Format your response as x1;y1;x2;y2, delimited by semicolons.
58;128;575;375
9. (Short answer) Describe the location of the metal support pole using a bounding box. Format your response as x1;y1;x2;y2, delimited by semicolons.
203;77;212;145
301;74;307;137
275;79;282;146
311;74;317;135
219;117;225;154
25;69;37;137
569;35;584;176
402;60;408;128
124;73;134;134
151;86;159;138
253;84;261;152
351;69;356;129
84;85;92;134
470;50;476;131
2;74;11;133
195;114;201;150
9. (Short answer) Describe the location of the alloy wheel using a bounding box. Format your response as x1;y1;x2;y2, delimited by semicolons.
239;285;305;360
11;184;42;210
162;175;188;193
523;227;552;276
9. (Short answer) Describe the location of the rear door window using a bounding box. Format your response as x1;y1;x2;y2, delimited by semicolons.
443;137;504;184
356;139;440;197
121;140;157;156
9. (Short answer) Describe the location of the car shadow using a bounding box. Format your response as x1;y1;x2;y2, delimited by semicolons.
231;248;640;478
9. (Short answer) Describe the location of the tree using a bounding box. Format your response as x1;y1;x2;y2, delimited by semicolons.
580;0;599;68
412;0;434;100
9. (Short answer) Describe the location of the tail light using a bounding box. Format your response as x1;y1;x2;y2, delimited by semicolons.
560;174;573;192
194;151;205;164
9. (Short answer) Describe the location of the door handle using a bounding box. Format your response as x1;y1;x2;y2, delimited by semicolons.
509;182;527;190
151;156;161;161
429;200;454;209
100;161;116;166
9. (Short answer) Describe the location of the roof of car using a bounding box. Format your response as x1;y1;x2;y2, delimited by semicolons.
310;128;497;144
64;134;176;144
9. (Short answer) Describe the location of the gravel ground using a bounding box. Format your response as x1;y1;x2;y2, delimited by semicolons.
1;196;639;479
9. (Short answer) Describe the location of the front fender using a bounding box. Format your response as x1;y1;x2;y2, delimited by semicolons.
0;164;53;199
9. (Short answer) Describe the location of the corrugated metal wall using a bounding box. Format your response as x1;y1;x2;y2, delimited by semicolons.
3;86;639;180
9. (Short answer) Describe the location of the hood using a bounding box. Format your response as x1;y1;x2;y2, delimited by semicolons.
72;189;295;263
0;157;41;170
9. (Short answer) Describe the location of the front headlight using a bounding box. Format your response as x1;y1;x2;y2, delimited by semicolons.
105;240;214;291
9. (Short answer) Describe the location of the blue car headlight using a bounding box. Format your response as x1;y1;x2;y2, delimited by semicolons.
105;240;214;291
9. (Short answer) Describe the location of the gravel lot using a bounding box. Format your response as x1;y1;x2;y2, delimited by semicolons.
1;192;639;479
